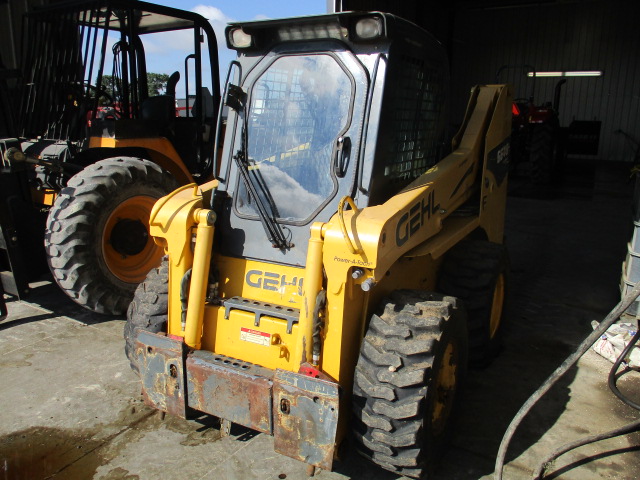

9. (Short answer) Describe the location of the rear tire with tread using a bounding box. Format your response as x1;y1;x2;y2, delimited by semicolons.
352;290;468;478
438;239;508;365
45;157;177;315
529;122;557;185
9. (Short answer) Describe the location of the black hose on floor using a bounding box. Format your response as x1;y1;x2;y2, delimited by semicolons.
608;328;640;411
531;328;640;479
494;281;640;480
531;419;640;479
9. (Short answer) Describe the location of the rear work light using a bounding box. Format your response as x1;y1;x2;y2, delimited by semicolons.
277;22;346;42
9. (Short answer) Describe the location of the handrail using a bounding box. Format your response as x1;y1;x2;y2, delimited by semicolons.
337;196;361;254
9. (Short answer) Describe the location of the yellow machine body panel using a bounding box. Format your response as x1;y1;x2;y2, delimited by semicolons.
201;256;305;371
201;306;300;371
214;256;305;306
309;84;513;384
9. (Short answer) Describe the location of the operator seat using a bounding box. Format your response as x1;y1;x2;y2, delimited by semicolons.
140;71;180;127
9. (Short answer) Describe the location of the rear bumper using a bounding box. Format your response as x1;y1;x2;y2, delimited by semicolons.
135;331;340;469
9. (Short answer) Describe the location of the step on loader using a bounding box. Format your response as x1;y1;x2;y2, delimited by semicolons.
125;12;513;477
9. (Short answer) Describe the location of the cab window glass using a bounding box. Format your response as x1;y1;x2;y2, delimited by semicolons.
237;54;352;222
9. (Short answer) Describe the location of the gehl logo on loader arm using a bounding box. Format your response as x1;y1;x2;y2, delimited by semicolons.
395;189;440;247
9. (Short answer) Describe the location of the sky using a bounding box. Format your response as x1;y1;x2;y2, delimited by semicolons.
136;1;328;94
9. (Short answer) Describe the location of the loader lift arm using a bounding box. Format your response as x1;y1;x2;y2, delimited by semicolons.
321;84;513;281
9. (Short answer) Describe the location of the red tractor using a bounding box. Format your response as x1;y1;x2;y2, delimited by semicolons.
497;65;566;185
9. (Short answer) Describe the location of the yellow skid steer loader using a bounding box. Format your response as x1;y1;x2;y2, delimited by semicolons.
125;12;512;478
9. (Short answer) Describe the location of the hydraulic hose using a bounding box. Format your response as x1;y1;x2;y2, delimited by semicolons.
494;280;640;480
180;268;192;331
311;290;327;366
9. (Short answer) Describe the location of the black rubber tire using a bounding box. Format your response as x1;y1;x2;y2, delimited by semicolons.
45;157;177;315
438;240;509;366
352;290;468;479
529;122;557;185
124;258;169;374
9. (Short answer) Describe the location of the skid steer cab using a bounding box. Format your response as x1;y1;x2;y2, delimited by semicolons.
125;12;513;478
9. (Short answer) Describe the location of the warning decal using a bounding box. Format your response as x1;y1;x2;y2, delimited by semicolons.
240;327;271;346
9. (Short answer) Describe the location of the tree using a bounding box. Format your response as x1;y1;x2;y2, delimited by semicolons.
99;73;170;100
147;73;170;96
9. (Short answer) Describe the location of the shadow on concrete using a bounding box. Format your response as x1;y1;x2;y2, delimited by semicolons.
543;445;640;480
333;444;402;479
435;338;578;479
4;272;121;325
0;313;58;330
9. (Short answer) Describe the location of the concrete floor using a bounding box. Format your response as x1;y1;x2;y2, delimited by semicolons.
2;161;640;480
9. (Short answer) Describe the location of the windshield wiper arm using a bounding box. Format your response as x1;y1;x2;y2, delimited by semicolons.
234;151;292;250
226;83;292;250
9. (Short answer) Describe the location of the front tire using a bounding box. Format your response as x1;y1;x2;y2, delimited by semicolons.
124;259;169;374
352;290;468;478
45;157;177;315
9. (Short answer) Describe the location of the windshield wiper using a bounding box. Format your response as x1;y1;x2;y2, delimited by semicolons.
227;84;293;250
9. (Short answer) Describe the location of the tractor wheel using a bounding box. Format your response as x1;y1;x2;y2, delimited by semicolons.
438;240;508;366
45;157;177;315
529;122;557;185
124;258;169;374
352;290;468;478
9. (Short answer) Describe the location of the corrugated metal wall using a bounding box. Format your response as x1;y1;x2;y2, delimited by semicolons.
451;0;640;161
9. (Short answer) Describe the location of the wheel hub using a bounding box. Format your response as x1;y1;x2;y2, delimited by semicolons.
102;195;162;284
110;218;149;256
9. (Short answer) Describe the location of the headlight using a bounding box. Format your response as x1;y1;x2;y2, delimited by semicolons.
228;28;253;48
354;17;382;40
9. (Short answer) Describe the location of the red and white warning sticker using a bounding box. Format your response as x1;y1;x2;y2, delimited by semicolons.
240;327;271;346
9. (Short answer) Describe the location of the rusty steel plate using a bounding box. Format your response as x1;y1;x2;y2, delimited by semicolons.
136;331;188;418
186;350;274;434
273;369;340;470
